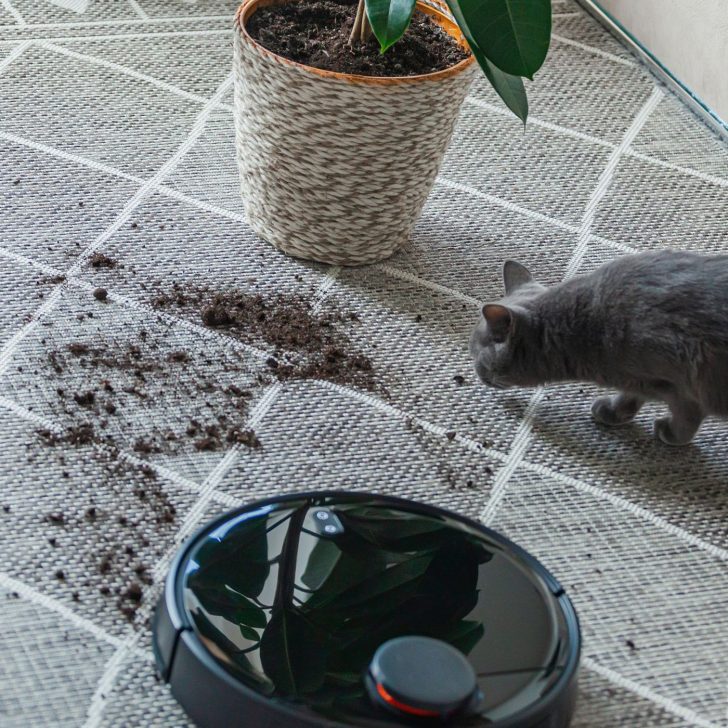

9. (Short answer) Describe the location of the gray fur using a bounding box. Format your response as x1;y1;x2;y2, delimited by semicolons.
470;251;728;445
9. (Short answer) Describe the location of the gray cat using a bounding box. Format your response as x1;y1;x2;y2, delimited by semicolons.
470;251;728;445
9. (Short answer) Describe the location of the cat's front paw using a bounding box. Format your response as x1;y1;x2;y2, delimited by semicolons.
591;396;633;427
654;417;693;446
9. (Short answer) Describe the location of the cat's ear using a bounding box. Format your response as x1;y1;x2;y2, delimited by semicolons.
503;260;533;295
482;304;513;342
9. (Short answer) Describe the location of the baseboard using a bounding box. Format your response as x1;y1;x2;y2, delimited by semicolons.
574;0;728;143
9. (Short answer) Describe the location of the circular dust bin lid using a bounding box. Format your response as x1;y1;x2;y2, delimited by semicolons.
153;492;581;727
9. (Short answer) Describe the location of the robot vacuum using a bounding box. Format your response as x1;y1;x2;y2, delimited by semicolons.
153;492;580;727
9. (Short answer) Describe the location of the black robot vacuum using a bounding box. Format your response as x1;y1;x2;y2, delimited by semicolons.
153;492;581;727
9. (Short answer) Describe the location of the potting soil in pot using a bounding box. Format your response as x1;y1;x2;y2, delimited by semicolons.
246;0;470;76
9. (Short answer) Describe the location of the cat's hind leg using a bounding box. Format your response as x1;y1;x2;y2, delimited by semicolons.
591;393;645;426
654;398;704;446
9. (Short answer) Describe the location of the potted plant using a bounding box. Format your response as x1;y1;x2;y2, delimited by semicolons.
233;0;551;265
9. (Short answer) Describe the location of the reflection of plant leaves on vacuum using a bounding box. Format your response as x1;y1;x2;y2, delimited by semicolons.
191;609;275;695
185;502;491;718
189;511;273;600
260;608;329;695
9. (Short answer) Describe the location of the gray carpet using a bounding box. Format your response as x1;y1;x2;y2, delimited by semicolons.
1;1;728;726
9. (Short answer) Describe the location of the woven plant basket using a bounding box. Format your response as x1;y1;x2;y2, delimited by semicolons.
233;0;477;266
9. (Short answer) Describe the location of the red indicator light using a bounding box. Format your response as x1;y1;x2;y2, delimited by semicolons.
376;682;441;718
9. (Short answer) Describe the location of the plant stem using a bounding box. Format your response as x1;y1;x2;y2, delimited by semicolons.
349;0;363;44
361;13;372;43
273;506;307;611
349;0;372;46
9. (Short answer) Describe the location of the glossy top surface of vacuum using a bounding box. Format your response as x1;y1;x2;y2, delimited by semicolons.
154;492;580;727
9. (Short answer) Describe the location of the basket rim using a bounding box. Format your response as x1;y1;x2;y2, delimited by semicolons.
234;0;476;85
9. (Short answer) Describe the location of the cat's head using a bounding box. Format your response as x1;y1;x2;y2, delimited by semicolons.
470;261;546;389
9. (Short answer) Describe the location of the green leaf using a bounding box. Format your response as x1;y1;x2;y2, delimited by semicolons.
301;538;341;591
236;605;268;630
481;57;529;123
445;0;528;122
337;506;448;550
322;554;434;611
192;584;268;629
365;0;418;52
226;586;268;628
259;608;328;696
190;514;272;598
449;0;551;79
191;610;274;694
239;624;260;641
302;549;389;611
442;619;485;654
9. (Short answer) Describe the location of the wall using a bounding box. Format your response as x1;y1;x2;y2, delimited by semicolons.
595;0;728;124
